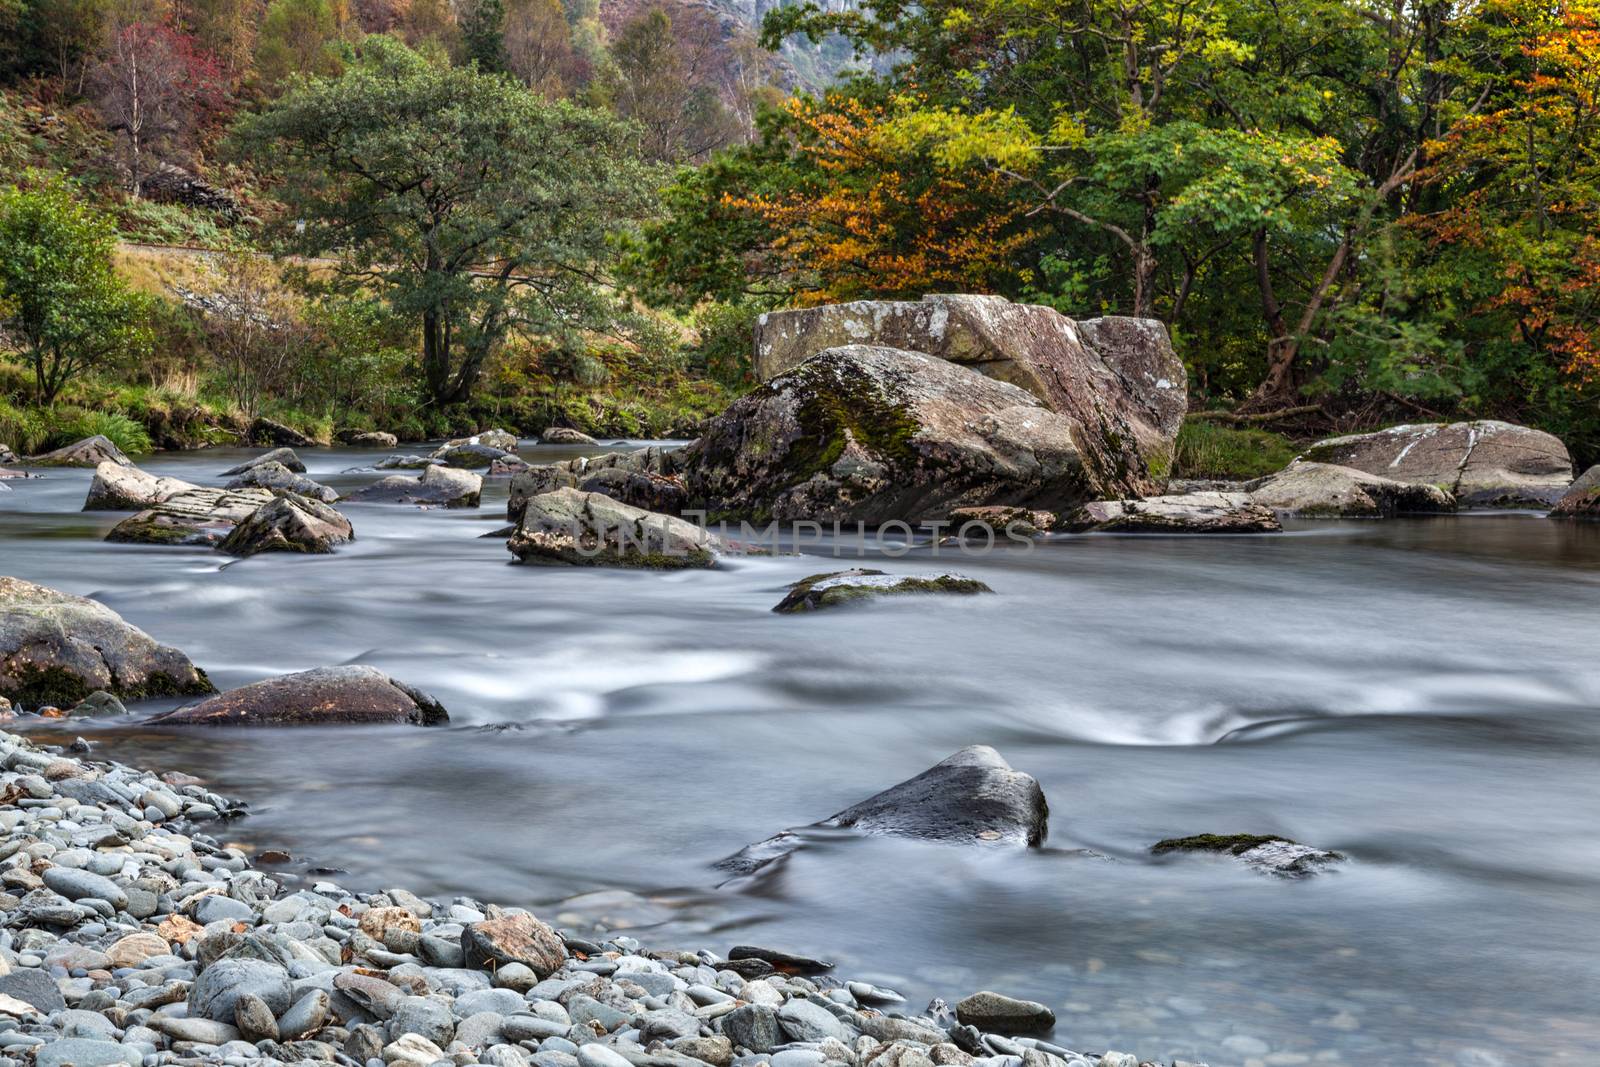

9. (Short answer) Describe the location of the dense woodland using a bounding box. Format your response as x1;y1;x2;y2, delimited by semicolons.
0;0;1597;467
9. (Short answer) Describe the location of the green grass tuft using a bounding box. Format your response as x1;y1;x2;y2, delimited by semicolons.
1173;420;1297;480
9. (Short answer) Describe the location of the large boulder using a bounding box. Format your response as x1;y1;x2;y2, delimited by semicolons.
434;429;518;455
772;569;993;613
337;430;399;448
1246;460;1456;517
345;464;482;508
680;345;1092;524
29;435;133;468
222;448;306;475
1065;491;1282;533
106;488;275;547
508;488;719;568
753;294;1185;495
1300;420;1572;507
83;462;199;511
1549;464;1600;519
540;427;598;445
224;460;339;503
247;417;315;448
217;495;354;556
147;665;447;726
507;447;685;522
0;576;214;705
716;746;1047;877
430;443;512;468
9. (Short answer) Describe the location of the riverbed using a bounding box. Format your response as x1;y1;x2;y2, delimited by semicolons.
3;441;1597;1067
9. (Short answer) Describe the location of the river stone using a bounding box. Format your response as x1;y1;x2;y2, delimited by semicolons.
235;991;280;1040
717;746;1047;876
434;442;514;468
954;991;1055;1033
1300;420;1572;507
1549;464;1600;519
279;988;332;1039
83;462;199;510
188;958;292;1021
33;1038;142;1067
442;428;519;452
773;569;993;613
1245;461;1456;517
149;664;448;726
507;447;686;522
776;998;852;1042
461;912;566;976
0;967;67;1012
541;427;599;445
387;994;456;1045
249;417;315;448
217;494;354;556
1151;833;1344;878
753;295;1184;497
720;1004;782;1053
0;576;214;705
222;447;307;475
345;463;483;508
42;866;127;909
338;430;400;448
106;931;171;968
225;460;340;503
1064;491;1282;533
507;488;720;568
680;345;1095;525
105;487;277;546
28;435;133;467
577;466;689;515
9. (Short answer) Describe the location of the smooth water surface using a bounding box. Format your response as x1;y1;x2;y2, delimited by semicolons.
3;443;1598;1067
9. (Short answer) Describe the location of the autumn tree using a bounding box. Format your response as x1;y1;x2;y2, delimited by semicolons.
254;0;344;93
603;4;743;163
198;252;310;416
502;0;581;96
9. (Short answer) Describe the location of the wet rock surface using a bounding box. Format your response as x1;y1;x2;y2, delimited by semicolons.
345;464;483;508
222;461;340;503
220;448;306;476
1151;834;1344;878
146;664;448;726
772;570;993;614
104;487;276;548
717;747;1047;877
1064;492;1282;534
508;488;720;569
0;576;213;705
216;494;355;556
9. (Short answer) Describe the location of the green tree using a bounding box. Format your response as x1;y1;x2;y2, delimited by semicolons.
0;176;153;404
254;0;343;93
459;0;505;71
233;35;655;406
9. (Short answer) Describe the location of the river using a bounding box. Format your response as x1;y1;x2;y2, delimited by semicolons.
3;441;1597;1067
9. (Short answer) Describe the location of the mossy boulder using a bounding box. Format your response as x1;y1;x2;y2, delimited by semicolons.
1151;833;1344;878
1549;464;1600;519
507;487;719;568
1246;460;1456;517
28;435;133;468
224;461;339;503
148;665;446;726
773;568;993;613
754;294;1185;497
0;576;214;705
106;488;276;547
217;494;354;557
1065;491;1282;533
680;345;1092;525
1300;421;1571;508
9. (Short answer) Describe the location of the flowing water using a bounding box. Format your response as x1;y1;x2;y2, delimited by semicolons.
3;442;1598;1067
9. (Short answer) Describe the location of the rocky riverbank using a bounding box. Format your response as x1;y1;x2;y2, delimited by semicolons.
0;729;1205;1067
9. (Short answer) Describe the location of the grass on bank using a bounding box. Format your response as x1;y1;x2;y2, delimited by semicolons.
1172;420;1299;480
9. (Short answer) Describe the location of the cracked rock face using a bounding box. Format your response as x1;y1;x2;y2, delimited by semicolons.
224;461;340;503
1065;491;1282;533
753;294;1185;497
105;488;276;547
1549;464;1600;519
147;664;448;726
216;494;355;556
0;576;214;705
1300;420;1572;508
83;462;200;511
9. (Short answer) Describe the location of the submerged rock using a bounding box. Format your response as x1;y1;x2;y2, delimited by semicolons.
106;487;276;547
345;464;482;508
83;462;199;511
217;494;354;556
148;664;448;726
224;460;340;502
681;345;1091;525
772;569;993;613
508;487;720;568
1301;420;1572;508
1246;460;1455;517
28;435;133;468
1065;491;1282;533
337;429;399;448
541;426;599;445
222;447;306;475
1151;833;1344;878
1548;464;1600;519
717;746;1047;876
0;576;213;705
754;294;1184;497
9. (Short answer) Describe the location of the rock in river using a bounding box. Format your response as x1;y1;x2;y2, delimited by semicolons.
753;294;1185;497
508;487;720;568
1065;491;1282;533
224;460;340;503
680;345;1092;525
507;447;687;521
27;435;133;468
954;991;1056;1033
772;569;993;613
337;429;399;448
541;426;599;445
0;575;214;705
83;462;199;511
106;488;275;547
247;416;315;448
217;493;354;556
221;447;307;475
1151;833;1344;878
461;912;567;977
1300;420;1572;508
345;463;482;508
1246;460;1455;517
1549;464;1600;519
432;442;515;468
147;664;448;726
716;746;1046;876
